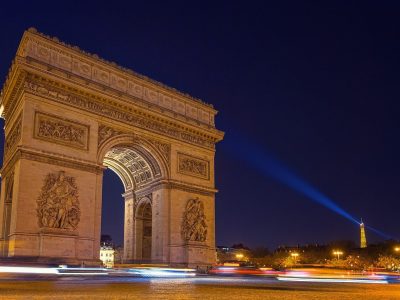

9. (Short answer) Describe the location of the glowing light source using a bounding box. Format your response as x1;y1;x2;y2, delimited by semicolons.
0;266;59;274
277;276;388;284
332;250;343;260
222;131;394;239
127;267;196;277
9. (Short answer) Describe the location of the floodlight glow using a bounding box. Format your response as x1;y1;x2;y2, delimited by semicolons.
222;131;394;238
128;267;196;277
223;133;359;224
0;266;59;274
277;276;388;284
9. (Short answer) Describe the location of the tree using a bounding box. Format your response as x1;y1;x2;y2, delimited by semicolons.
376;255;400;272
101;234;113;245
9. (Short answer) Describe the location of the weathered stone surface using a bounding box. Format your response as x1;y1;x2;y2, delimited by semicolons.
0;29;224;267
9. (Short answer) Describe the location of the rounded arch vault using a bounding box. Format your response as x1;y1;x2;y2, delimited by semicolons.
0;29;224;268
101;142;162;263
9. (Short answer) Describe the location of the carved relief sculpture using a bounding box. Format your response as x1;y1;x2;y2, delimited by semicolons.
37;171;80;230
182;198;207;242
146;138;171;165
98;125;125;146
4;172;15;204
178;153;209;179
34;112;89;150
4;114;22;158
25;79;216;149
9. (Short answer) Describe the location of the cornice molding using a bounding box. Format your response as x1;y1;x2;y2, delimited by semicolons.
12;28;218;127
1;146;105;176
22;74;219;149
134;178;217;197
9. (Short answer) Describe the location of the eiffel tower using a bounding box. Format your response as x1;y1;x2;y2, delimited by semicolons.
360;219;367;248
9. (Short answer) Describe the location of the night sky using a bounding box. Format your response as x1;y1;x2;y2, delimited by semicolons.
1;1;399;249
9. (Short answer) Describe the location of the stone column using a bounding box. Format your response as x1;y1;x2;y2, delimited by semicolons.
123;190;135;262
150;186;170;264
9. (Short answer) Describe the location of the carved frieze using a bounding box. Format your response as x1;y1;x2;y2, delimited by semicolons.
37;171;80;230
182;198;207;242
178;152;209;180
24;79;216;149
4;114;22;158
34;112;89;150
98;125;125;146
23;33;216;126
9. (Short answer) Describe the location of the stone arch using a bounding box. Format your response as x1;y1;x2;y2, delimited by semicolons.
0;30;223;268
97;133;170;182
98;133;169;263
134;196;152;261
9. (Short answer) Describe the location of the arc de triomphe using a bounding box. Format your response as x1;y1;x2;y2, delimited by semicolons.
0;28;224;267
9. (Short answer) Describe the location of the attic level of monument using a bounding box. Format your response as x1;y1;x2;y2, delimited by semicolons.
0;28;219;129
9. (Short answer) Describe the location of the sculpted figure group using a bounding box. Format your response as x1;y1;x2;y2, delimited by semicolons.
182;198;207;242
37;171;80;230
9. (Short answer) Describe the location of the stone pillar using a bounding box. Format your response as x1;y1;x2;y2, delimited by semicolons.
123;190;135;262
151;187;170;264
168;187;216;268
0;171;14;257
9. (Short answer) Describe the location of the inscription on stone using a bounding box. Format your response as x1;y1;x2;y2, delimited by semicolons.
37;171;80;230
178;152;209;179
34;112;89;150
182;198;207;242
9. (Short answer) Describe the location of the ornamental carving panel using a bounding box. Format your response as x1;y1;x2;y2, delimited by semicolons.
98;125;125;146
146;138;171;165
178;153;209;180
4;114;22;158
24;34;215;126
24;80;215;149
182;198;207;242
37;171;80;230
34;112;89;150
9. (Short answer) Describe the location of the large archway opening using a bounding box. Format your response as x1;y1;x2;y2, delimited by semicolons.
101;143;163;263
101;169;125;247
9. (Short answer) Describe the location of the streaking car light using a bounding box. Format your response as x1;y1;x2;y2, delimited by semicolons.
0;266;59;274
128;267;196;277
277;276;388;284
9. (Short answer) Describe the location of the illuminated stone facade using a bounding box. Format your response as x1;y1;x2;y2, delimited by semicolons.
100;245;115;268
0;29;224;267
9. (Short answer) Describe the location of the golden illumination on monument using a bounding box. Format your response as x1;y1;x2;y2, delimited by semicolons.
360;220;367;248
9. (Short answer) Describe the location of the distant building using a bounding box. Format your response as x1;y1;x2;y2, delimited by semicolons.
360;221;367;248
216;246;251;264
100;244;115;268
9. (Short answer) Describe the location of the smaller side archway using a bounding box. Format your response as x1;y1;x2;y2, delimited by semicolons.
135;197;152;262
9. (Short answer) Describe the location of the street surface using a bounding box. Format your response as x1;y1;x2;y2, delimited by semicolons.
0;276;399;299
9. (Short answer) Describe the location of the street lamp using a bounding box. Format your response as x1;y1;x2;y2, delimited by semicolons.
291;252;299;265
333;250;343;260
236;253;244;260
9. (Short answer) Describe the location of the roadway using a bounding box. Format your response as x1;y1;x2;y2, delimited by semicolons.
0;276;399;299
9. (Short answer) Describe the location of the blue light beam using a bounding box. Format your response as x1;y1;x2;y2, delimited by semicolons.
222;132;359;226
